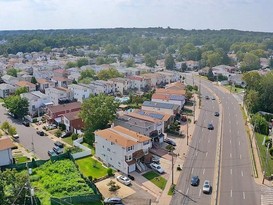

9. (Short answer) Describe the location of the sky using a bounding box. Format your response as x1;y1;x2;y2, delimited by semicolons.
0;0;272;32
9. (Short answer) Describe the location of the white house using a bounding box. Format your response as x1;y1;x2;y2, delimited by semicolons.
0;137;15;166
142;101;180;115
151;93;185;110
1;74;19;86
45;87;72;105
95;126;152;174
90;80;116;95
110;78;131;95
0;84;16;98
68;84;91;103
127;75;151;91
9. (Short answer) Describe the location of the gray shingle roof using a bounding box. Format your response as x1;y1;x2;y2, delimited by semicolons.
142;101;179;110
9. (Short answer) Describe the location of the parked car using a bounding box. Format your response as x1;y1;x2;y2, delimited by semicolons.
12;134;19;142
150;163;164;174
47;124;57;130
116;175;131;186
164;138;177;146
61;131;72;138
191;176;200;186
54;141;64;148
48;149;57;157
214;112;220;117
22;121;30;127
203;180;211;194
205;96;209;100
152;155;160;164
53;146;63;155
36;130;45;136
103;197;123;204
208;123;214;130
127;175;135;181
211;97;215;100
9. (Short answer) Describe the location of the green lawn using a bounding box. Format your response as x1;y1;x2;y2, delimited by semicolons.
14;156;29;163
142;171;167;190
224;85;244;93
62;136;73;145
75;157;108;179
255;133;273;176
82;142;95;155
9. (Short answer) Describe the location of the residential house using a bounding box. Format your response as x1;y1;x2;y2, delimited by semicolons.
185;60;200;70
157;71;181;84
45;87;72;105
110;78;131;95
127;75;151;91
18;74;32;82
53;69;68;78
0;84;16;98
142;101;180;115
95;126;152;174
151;93;185;110
90;80;116;95
20;91;52;117
36;78;55;92
46;102;81;123
1;74;19;86
68;84;91;102
114;111;165;143
52;77;72;88
62;110;84;134
165;82;186;91
229;74;245;87
15;81;36;92
0;137;15;166
141;73;161;88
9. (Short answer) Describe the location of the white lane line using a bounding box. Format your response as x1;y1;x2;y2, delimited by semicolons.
230;169;232;175
203;169;206;175
237;130;239;135
229;121;231;124
199;189;201;197
236;121;239;125
230;139;232;144
196;152;198;156
230;190;233;197
241;170;244;177
235;114;237;117
239;141;241;146
240;154;242;159
229;113;230;117
208;139;210;143
229;129;231;133
206;152;208;157
186;188;189;195
243;192;245;199
199;139;201;144
191;168;194;174
230;153;232;158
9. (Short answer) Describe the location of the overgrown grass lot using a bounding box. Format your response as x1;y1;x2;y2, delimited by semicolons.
30;159;94;205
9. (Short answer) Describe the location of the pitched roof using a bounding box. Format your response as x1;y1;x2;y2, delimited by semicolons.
48;102;81;113
142;101;179;110
0;137;16;151
133;109;171;121
124;112;161;123
165;82;185;90
63;110;81;121
155;88;186;95
16;81;36;88
95;126;150;148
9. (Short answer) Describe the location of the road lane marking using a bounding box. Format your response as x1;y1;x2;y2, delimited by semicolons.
229;121;231;124
229;113;230;117
230;153;232;158
196;152;198;156
236;121;239;125
243;192;245;199
229;129;231;133
203;169;205;175
230;139;232;144
208;139;210;143
191;168;194;174
199;189;201;197
230;169;232;175
237;130;239;135
199;139;201;144
240;154;242;159
186;188;189;195
239;141;240;146
241;171;244;176
206;152;208;157
231;190;233;197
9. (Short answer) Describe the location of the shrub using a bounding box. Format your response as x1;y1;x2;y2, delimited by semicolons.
55;130;62;137
88;176;93;181
265;139;272;149
71;133;79;140
270;148;273;157
107;168;114;176
58;123;66;131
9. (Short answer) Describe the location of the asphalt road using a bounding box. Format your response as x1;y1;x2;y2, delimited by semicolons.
171;82;220;205
0;104;54;160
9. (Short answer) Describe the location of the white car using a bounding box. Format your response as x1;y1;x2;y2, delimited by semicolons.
150;163;164;174
116;175;131;186
203;180;211;194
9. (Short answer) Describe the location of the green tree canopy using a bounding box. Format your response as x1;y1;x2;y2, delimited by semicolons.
78;69;96;82
144;54;157;67
6;68;18;77
165;54;175;70
251;113;269;135
80;94;119;142
125;58;135;67
15;87;28;95
76;58;89;67
97;68;123;80
65;61;78;69
240;53;260;72
4;96;29;119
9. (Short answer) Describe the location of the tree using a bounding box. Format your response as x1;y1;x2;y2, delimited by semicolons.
78;69;96;81
165;54;175;70
76;58;89;67
6;68;18;77
15;87;28;95
1;121;10;133
43;46;51;53
207;68;215;81
125;58;135;67
144;54;157;67
31;76;37;84
251;113;269;135
240;53;260;72
8;126;17;136
181;63;187;72
65;61;78;69
4;96;29;119
97;68;123;80
242;71;261;90
80;94;118;143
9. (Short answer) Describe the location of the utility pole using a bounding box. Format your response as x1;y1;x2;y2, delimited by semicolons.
193;97;196;123
171;148;174;185
198;78;201;108
186;113;189;146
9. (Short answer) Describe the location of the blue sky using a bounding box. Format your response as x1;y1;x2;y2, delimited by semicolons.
0;0;272;32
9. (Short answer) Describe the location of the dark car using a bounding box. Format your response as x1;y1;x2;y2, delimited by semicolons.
61;131;72;138
164;138;177;146
54;141;64;148
208;123;214;130
104;197;122;204
205;96;210;100
22;121;30;127
53;146;64;155
214;112;220;117
191;176;200;186
48;149;57;157
36;130;45;136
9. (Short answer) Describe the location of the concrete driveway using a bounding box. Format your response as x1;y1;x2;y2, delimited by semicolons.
0;105;55;160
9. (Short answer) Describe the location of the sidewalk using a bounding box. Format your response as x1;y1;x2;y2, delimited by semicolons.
155;95;201;205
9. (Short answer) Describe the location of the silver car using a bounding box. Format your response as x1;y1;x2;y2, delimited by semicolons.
203;180;211;194
116;175;131;186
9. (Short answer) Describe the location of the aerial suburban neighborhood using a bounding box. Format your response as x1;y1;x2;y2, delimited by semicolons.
0;27;273;205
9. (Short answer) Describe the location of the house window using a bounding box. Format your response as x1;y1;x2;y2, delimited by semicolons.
143;141;149;146
107;148;111;152
111;142;115;145
126;155;132;161
127;146;134;152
